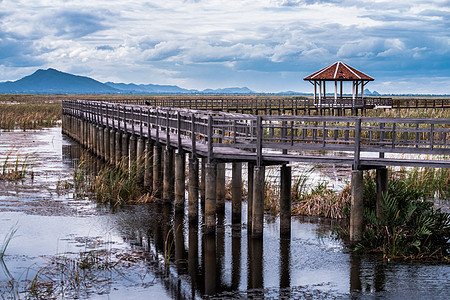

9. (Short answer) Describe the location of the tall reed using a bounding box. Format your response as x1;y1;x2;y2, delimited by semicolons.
0;150;32;181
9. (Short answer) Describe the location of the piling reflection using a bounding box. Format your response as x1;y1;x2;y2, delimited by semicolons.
279;237;291;291
203;233;216;295
349;253;362;295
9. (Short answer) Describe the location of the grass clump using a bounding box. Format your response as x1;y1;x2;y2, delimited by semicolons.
0;150;33;181
69;154;153;205
354;171;450;259
92;158;145;204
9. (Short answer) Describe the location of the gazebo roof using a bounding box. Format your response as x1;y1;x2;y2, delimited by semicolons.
303;62;374;81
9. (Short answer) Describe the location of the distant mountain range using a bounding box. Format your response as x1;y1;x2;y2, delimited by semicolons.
1;68;447;96
0;68;256;95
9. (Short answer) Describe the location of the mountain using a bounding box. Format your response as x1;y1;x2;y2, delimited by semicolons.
0;68;256;94
105;82;195;94
364;89;380;96
0;68;119;94
202;87;253;94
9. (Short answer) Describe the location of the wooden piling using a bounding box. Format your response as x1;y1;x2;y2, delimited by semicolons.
115;130;122;166
188;157;199;223
205;163;217;234
280;165;291;237
350;170;364;242
104;127;110;162
175;151;186;213
144;139;153;190
109;128;115;164
247;162;254;231
231;162;242;226
153;145;163;199
163;147;174;203
200;158;206;206
121;132;130;165
251;166;265;238
136;137;145;184
216;163;226;214
129;134;137;166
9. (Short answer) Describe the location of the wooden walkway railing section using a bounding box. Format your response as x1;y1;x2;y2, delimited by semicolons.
62;100;450;242
92;96;449;115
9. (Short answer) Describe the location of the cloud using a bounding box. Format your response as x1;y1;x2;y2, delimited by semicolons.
41;10;112;38
0;0;448;93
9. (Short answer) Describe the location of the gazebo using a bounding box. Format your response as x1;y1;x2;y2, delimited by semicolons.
303;62;374;108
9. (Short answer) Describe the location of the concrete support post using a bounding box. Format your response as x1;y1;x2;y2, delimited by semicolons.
216;163;226;214
231;162;242;226
188;158;199;223
98;126;104;159
252;166;265;238
89;124;95;154
175;152;186;213
376;167;388;219
129;134;137;167
163;147;174;203
89;123;94;151
80;121;85;147
247;162;254;231
121;132;130;167
144;140;153;190
97;125;102;156
136;137;145;185
280;165;292;237
153;145;163;199
205;163;217;234
109;129;115;164
200;158;206;206
350;170;364;242
115;130;122;166
104;127;110;162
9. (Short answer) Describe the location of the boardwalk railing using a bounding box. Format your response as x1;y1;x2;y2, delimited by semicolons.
63;100;450;169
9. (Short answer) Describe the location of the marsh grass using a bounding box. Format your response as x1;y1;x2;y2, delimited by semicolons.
0;101;61;130
24;247;155;299
0;223;18;259
68;153;155;205
353;171;450;259
0;150;33;181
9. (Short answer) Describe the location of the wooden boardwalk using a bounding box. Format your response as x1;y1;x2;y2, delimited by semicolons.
62;99;449;241
63;100;449;169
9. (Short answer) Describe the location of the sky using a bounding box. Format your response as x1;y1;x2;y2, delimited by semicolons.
0;0;449;94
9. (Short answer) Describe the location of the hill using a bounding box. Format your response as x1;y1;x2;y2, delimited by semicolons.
0;68;119;94
0;68;255;95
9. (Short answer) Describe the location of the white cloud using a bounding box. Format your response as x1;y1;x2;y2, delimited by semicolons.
0;0;448;93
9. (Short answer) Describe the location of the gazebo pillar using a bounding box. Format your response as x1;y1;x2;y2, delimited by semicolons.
334;80;338;104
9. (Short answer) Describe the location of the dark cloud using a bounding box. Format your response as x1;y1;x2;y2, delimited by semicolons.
278;0;342;6
42;10;112;38
96;45;114;51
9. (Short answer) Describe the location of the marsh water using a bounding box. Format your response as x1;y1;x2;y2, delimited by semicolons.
0;127;449;299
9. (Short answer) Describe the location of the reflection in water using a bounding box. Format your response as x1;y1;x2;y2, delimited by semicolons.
350;253;362;295
60;142;450;299
203;233;216;295
279;237;290;293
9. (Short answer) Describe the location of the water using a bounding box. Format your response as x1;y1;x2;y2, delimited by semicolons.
0;127;449;299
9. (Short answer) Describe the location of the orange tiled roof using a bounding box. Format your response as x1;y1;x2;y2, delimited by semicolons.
303;62;374;81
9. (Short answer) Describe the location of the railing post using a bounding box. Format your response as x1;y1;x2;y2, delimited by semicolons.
207;115;213;163
353;118;361;170
256;116;263;167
